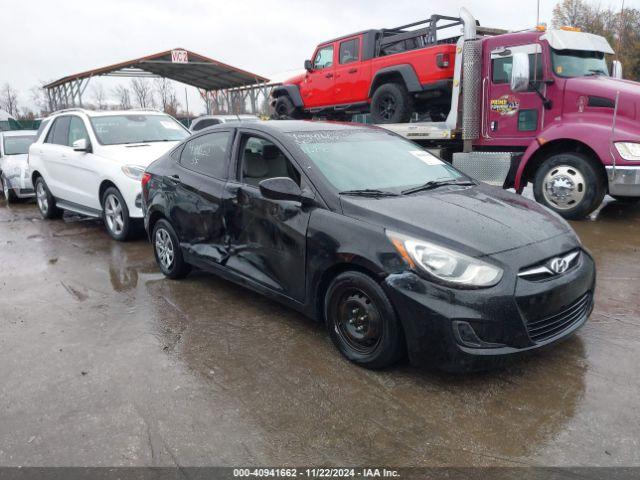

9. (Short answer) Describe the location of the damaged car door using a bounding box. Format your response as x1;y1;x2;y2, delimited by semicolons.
223;132;312;302
169;130;233;265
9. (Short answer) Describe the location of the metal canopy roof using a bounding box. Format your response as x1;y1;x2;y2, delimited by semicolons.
44;48;269;91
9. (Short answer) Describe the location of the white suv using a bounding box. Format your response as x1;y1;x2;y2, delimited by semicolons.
29;109;190;240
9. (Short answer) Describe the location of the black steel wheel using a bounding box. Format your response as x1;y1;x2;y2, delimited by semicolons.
370;82;413;124
325;271;404;369
272;95;300;119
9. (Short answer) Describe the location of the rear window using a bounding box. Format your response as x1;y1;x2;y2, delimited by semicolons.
3;135;36;155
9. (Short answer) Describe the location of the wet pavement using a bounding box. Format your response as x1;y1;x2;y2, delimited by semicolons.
0;194;639;467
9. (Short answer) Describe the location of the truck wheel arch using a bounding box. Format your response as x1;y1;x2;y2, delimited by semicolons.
516;138;607;192
368;65;422;98
271;85;304;108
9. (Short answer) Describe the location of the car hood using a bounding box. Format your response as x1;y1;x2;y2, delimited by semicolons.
339;184;575;257
96;142;181;166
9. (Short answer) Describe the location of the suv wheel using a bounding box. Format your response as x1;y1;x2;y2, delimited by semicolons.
371;82;413;124
533;152;606;220
272;96;300;119
1;174;17;203
35;177;62;219
325;271;404;369
152;219;191;279
102;187;132;241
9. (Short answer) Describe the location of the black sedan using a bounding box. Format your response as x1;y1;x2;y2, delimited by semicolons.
142;121;595;371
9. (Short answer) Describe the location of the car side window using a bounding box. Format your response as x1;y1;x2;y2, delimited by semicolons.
68;116;89;147
492;48;543;86
179;131;231;179
313;45;334;69
45;117;71;146
239;135;301;188
36;118;50;141
339;38;360;64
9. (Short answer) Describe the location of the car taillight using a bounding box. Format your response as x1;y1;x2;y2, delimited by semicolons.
436;53;450;68
141;172;152;189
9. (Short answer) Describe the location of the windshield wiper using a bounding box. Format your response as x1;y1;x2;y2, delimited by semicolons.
339;189;399;197
401;179;476;195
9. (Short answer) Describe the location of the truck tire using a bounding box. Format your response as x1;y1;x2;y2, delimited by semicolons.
533;152;606;220
371;82;413;124
272;96;300;119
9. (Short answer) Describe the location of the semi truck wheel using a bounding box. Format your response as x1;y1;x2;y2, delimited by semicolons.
533;152;605;220
371;83;413;124
272;96;300;119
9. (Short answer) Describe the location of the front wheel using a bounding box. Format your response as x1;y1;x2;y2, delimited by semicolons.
35;177;62;219
533;152;606;220
1;174;18;203
102;187;133;241
325;271;404;369
152;219;191;279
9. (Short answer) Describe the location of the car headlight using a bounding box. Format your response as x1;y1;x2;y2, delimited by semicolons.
386;231;503;288
614;142;640;161
121;165;146;181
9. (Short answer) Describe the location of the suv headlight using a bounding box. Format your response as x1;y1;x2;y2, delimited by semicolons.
614;142;640;161
386;231;503;288
121;165;146;180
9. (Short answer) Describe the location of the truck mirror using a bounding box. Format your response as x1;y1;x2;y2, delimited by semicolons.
612;60;623;79
510;52;530;92
304;60;313;72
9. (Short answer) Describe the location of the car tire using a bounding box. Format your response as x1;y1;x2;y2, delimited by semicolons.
1;174;18;203
370;82;413;124
533;152;606;220
34;177;62;219
102;187;134;241
152;219;191;279
324;271;405;369
272;96;300;119
610;195;639;203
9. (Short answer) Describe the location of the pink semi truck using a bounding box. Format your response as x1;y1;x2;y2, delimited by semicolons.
341;8;639;219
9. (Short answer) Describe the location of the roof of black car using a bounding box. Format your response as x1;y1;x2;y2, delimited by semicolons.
239;120;376;134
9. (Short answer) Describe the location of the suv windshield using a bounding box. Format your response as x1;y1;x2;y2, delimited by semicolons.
89;114;189;146
551;49;609;77
3;135;36;155
288;129;463;192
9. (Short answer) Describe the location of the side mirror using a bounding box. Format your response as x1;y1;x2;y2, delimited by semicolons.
612;60;623;79
510;52;530;92
259;177;309;204
304;59;313;72
73;138;91;153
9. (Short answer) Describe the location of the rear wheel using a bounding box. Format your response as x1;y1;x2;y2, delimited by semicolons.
35;177;62;219
102;187;133;241
325;271;404;369
370;82;413;124
533;152;606;220
1;174;17;203
272;96;300;119
152;219;190;279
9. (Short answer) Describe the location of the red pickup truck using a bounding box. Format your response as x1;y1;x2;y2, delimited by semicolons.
271;16;462;123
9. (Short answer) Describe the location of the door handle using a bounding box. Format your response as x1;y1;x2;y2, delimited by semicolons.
348;68;358;73
325;73;333;78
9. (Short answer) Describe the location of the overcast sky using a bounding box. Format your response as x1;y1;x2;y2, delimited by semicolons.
2;0;635;113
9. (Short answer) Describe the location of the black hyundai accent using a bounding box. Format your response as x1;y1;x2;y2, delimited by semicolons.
142;121;595;371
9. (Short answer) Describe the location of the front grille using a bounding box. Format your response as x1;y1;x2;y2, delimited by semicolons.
526;292;591;343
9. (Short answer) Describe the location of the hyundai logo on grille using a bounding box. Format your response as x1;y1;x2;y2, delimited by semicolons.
549;257;570;274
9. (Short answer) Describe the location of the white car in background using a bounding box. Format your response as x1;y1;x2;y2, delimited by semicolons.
0;130;38;203
190;114;259;132
28;109;190;240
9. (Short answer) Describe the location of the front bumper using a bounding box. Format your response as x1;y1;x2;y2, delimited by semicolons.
606;166;640;197
383;248;595;372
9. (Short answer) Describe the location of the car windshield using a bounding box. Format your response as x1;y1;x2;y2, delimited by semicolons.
551;49;609;77
3;135;36;155
89;114;189;146
288;129;463;192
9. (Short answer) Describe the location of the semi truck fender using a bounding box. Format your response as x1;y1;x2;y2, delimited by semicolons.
271;85;304;108
368;65;422;97
513;122;614;192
